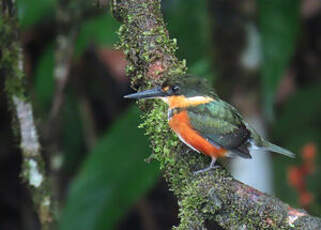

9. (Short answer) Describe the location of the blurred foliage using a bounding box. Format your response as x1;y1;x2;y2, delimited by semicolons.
258;0;300;120
27;4;159;230
61;92;86;173
163;0;210;65
34;44;55;113
34;51;158;229
59;106;159;230
17;0;55;28
163;0;214;83
74;14;120;57
272;84;321;215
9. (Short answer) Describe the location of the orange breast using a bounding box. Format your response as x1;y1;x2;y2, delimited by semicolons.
168;110;227;158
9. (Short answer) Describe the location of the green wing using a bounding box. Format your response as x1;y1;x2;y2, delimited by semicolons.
187;100;251;158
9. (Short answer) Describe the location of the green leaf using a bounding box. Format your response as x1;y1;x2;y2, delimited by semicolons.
33;44;54;113
164;0;211;66
59;106;159;230
189;58;214;84
74;14;120;57
61;91;86;173
17;0;55;28
272;84;321;144
258;0;300;120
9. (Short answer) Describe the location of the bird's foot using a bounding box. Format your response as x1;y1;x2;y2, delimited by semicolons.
193;165;220;175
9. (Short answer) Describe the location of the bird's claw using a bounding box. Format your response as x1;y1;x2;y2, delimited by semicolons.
193;165;220;175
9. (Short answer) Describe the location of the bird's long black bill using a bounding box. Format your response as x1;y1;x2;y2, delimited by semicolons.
124;87;166;99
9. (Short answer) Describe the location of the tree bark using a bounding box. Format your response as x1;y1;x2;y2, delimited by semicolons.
0;1;56;229
110;0;321;229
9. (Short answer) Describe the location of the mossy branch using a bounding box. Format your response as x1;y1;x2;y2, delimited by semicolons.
0;1;55;229
111;0;321;229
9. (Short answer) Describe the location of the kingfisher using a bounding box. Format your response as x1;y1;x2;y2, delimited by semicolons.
125;75;295;174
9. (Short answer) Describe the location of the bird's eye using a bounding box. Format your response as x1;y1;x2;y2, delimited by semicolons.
162;86;170;92
172;85;180;93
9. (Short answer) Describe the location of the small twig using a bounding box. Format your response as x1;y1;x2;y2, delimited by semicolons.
79;96;97;149
48;0;79;122
49;31;76;121
48;0;92;123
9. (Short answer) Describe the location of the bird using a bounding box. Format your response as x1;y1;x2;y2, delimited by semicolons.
124;75;295;174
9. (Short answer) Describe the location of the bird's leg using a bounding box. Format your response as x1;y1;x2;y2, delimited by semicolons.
193;157;220;175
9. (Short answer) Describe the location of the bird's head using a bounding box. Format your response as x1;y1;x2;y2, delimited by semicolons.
124;75;216;108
